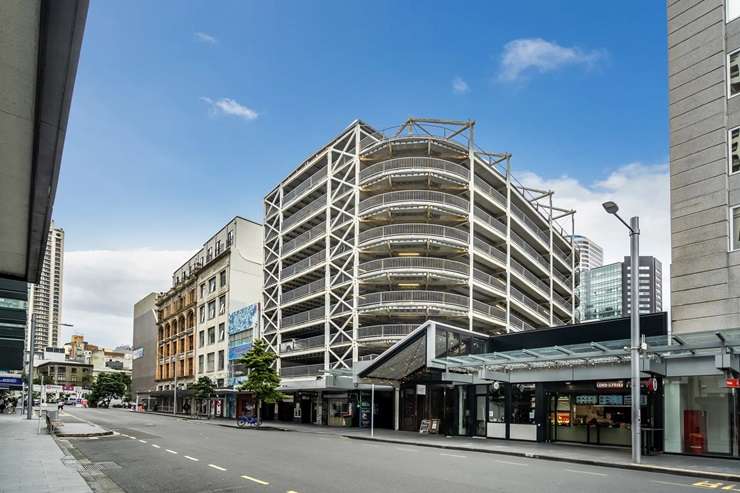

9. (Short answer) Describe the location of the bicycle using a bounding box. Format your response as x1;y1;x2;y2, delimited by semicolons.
236;415;258;428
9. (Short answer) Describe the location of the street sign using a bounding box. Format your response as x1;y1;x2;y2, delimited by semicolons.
725;378;740;388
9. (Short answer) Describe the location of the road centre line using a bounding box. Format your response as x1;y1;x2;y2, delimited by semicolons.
138;440;147;443
240;475;269;485
184;456;199;462
564;469;607;477
209;464;227;471
651;480;695;488
495;460;526;466
440;453;466;458
151;444;160;448
166;449;178;454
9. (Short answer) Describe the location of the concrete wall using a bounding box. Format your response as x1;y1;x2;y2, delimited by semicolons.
132;292;158;396
669;0;740;333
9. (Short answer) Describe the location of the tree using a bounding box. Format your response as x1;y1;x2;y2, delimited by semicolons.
87;372;128;408
80;373;93;389
236;339;282;424
189;376;215;416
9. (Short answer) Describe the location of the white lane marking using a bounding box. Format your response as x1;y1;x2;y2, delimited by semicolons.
240;475;268;485
151;444;161;448
395;447;418;453
184;455;199;462
318;437;329;441
130;436;137;440
651;480;694;488
495;459;526;466
166;449;178;454
564;469;608;477
363;443;380;448
440;453;466;458
209;464;227;471
119;433;129;437
88;437;99;440
138;439;147;444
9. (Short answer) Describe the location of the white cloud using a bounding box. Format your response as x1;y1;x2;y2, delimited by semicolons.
200;97;259;120
516;162;671;307
499;38;605;81
62;249;193;348
452;76;470;95
194;32;217;45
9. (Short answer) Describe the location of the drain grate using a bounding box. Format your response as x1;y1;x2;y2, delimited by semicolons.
81;461;122;472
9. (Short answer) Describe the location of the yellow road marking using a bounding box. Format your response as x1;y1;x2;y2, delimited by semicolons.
209;464;227;471
241;475;269;485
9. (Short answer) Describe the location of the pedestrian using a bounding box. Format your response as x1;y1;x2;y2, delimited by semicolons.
57;399;64;413
0;398;5;415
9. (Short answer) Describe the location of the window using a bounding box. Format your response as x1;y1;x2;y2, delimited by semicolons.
511;384;536;425
218;350;225;371
207;247;213;261
208;300;216;319
199;306;205;323
219;295;226;315
218;323;225;342
198;331;205;348
200;283;206;298
219;270;227;287
732;206;740;251
729;0;740;22
208;326;215;345
730;127;740;174
729;50;740;98
216;240;222;255
198;355;204;373
207;353;215;372
227;230;234;246
209;277;216;293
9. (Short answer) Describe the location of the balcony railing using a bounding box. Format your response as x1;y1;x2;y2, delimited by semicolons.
281;278;325;305
510;285;550;319
510;257;550;296
473;268;506;292
360;157;469;185
282;194;327;231
281;334;327;353
511;202;550;246
472;299;507;322
475;179;506;208
473;237;506;264
358;290;469;311
357;324;417;340
510;313;537;332
281;306;325;330
359;223;468;246
474;206;506;234
510;231;550;272
282;223;326;257
283;166;328;206
281;250;326;280
358;257;468;278
280;363;326;378
358;190;469;216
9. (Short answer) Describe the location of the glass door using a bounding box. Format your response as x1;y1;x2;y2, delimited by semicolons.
476;394;487;436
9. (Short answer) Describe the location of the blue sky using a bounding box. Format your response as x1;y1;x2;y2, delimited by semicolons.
54;1;671;347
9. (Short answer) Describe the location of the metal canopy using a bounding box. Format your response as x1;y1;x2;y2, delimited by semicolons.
431;328;740;372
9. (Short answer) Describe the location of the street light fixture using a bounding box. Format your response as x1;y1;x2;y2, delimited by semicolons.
602;201;642;464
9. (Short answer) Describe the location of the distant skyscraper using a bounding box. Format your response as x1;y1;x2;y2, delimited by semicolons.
570;235;604;272
27;221;65;351
576;255;662;323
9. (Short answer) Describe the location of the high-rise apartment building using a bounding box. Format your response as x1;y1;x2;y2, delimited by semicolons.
154;217;262;416
262;118;578;411
669;0;740;333
27;221;64;351
576;256;662;322
570;235;604;271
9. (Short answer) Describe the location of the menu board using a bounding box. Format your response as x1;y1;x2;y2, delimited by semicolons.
598;395;624;406
575;395;597;405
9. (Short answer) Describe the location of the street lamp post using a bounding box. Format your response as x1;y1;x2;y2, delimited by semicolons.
602;201;641;464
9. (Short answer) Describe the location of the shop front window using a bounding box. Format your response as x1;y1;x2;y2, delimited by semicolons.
664;375;732;455
511;384;536;425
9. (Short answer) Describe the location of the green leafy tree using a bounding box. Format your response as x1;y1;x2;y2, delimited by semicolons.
80;373;93;389
87;372;128;408
236;339;282;424
189;376;215;416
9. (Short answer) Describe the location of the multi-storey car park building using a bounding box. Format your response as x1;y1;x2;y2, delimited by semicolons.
262;118;578;426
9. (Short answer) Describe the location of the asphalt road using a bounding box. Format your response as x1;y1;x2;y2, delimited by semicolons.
63;408;736;493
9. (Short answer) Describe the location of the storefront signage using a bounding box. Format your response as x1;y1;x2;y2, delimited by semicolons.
598;395;623;406
132;347;144;360
0;376;23;387
596;381;624;389
416;384;426;395
419;419;430;433
726;378;740;388
575;395;597;405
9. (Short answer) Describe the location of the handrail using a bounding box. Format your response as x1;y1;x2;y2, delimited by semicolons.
280;363;325;378
281;278;325;304
282;223;326;256
475;178;506;207
510;313;537;332
280;334;333;353
510;285;550;318
511;202;550;245
359;190;469;215
360;157;469;184
281;250;326;279
358;257;469;277
474;206;506;234
472;268;506;292
510;257;550;295
281;306;325;329
283;166;328;205
358;290;470;310
282;194;327;230
473;238;506;263
471;299;507;322
359;223;469;245
357;324;417;340
510;230;550;271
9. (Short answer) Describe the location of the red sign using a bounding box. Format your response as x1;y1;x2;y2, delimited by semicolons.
726;378;740;388
62;384;75;391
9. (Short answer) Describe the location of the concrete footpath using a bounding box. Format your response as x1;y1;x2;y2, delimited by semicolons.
142;411;740;482
0;412;91;493
55;411;112;437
